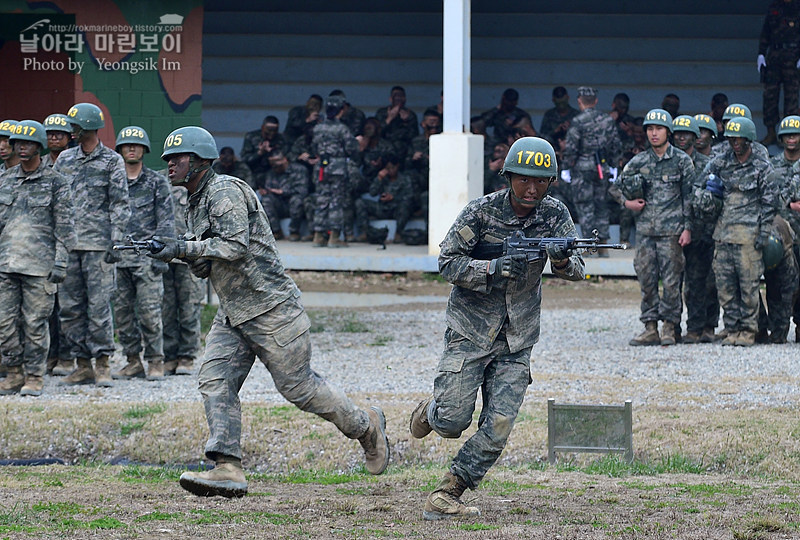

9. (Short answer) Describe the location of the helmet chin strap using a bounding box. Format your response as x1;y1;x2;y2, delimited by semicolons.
176;155;211;184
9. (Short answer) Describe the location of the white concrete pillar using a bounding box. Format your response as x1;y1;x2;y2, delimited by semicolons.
429;0;483;255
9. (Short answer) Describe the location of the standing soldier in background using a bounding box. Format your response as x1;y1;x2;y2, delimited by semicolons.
672;116;718;344
0;120;20;172
310;94;360;248
161;179;205;377
758;0;800;146
41;114;72;168
110;127;175;382
149;126;388;498
54;103;130;385
0;121;75;396
617;109;694;347
697;117;779;346
562;86;622;254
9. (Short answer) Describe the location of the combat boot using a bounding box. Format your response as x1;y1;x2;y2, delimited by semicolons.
755;329;769;344
721;331;738;346
146;359;165;381
272;230;284;240
714;329;729;342
770;328;789;344
179;455;248;498
354;233;368;243
175;357;193;375
113;355;144;380
700;327;716;343
46;356;57;374
311;231;327;247
20;375;43;397
683;330;702;344
735;330;756;347
328;230;347;248
423;472;480;521
94;355;113;387
0;364;6;379
61;358;95;385
163;358;178;376
0;366;24;395
597;238;610;258
51;358;74;376
358;406;390;475
629;321;659;346
288;233;301;242
660;322;677;346
409;396;433;439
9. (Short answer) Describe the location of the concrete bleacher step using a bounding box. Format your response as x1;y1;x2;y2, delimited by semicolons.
277;218;426;242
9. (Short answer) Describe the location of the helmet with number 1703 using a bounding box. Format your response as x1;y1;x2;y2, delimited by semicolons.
161;126;219;161
643;108;673;132
500;136;558;178
778;115;800;138
722;103;752;122
116;126;151;153
724;117;757;142
66;103;105;130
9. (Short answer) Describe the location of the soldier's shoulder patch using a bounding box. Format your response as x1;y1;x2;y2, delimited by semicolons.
458;225;475;243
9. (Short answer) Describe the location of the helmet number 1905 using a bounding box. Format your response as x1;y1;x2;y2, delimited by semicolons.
516;151;551;168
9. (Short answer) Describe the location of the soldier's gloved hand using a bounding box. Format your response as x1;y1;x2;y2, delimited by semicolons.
189;258;212;279
489;254;527;279
545;242;570;265
47;263;67;284
755;229;771;251
705;174;723;198
103;244;122;264
146;236;186;263
151;260;170;275
757;54;766;72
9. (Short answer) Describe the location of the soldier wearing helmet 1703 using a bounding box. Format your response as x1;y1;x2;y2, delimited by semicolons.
53;103;130;385
147;126;389;499
561;86;622;253
0;121;75;397
41;114;73;168
672;116;719;344
0;120;20;173
697;117;780;347
109;127;175;382
616;109;694;347
409;137;585;520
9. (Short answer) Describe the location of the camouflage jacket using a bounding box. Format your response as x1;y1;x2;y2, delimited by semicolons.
759;0;800;54
375;106;419;153
781;159;800;239
712;140;770;160
367;172;415;206
405;134;431;189
361;138;395;182
119;166;175;268
561;107;622;170
698;146;779;244
182;170;299;326
539;106;579;146
480;106;532;143
284;105;319;146
687;150;714;239
340;106;366;137
310;118;360;177
0;161;75;276
54;142;129;250
618;145;694;236
263;163;310;200
213;160;255;191
438;190;585;353
240;130;286;175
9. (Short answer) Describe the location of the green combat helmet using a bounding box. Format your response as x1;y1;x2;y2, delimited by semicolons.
722;103;752;122
672;115;700;137
762;233;784;271
66;103;105;130
8;119;47;149
724;117;756;141
778;115;800;138
43;113;71;133
0;120;19;139
643;109;673;132
693;114;717;137
619;174;644;201
501;136;558;177
115;126;151;153
161;126;219;184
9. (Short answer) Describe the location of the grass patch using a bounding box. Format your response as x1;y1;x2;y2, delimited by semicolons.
340;314;369;333
120;421;146;436
455;523;498;531
189;508;302;525
422;272;446;283
368;335;393;347
556;453;706;478
118;465;182;484
122;404;167;419
135;511;183;522
259;469;370;485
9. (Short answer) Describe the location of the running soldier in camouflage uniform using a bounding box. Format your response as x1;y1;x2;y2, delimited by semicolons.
410;137;585;520
672;116;718;344
0;121;75;396
53;103;130;385
617;109;694;346
161;184;204;376
758;0;800;146
111;127;175;382
41;114;72;169
150;126;389;499
697;117;780;346
354;154;415;243
310;95;360;247
562;87;622;247
260;152;309;241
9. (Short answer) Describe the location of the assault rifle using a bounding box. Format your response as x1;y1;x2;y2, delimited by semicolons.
113;235;165;255
470;229;627;263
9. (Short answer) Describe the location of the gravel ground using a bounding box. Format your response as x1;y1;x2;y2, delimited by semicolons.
9;283;800;410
